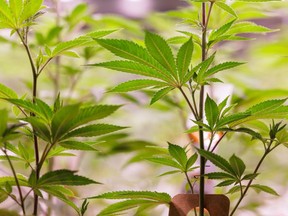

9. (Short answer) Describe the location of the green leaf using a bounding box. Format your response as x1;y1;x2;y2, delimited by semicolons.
216;179;236;187
247;99;286;114
217;112;251;128
40;185;80;214
177;37;193;84
215;2;237;17
229;154;246;178
59;141;98;151
168;143;187;168
205;62;244;77
205;172;235;180
0;0;14;28
62;124;126;140
51;39;88;57
23;117;51;142
70;105;121;129
4;98;42;118
110;79;168;93
197;149;235;175
145;31;177;79
92;61;173;83
0;83;18;99
209;20;236;41
97;200;157;216
197;53;215;83
0;190;8;203
20;0;43;24
51;104;80;142
242;173;258;180
186;153;198;170
35;98;53;121
150;87;174;105
90;191;171;203
236;0;280;2
227;186;241;194
95;39;175;84
0;175;28;187
250;184;279;196
205;95;219;128
226;22;275;35
9;0;23;23
37;170;100;186
146;157;183;170
62;50;80;58
0;109;8;136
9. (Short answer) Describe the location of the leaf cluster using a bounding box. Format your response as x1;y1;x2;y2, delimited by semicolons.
146;143;198;176
198;149;278;196
89;191;171;216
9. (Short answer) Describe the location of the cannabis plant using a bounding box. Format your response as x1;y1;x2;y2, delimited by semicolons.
88;1;288;216
0;1;126;215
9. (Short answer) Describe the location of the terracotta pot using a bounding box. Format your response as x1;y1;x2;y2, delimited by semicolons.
169;194;230;216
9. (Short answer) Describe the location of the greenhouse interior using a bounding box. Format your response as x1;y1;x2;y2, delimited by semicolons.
0;0;288;215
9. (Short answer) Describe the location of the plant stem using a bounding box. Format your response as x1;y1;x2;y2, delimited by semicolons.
184;172;197;216
2;147;26;215
229;150;269;216
179;87;198;119
17;29;40;216
198;3;207;216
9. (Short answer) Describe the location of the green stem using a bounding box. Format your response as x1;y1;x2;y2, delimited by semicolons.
17;29;40;216
179;87;198;120
198;3;207;216
185;172;198;216
2;147;26;215
229;149;269;216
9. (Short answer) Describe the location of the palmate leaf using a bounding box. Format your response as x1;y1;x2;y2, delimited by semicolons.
226;21;275;35
197;149;235;175
229;99;288;127
90;191;171;203
37;169;100;186
9;0;23;21
110;79;168;93
215;2;237;17
146;157;183;170
209;20;236;41
94;39;176;84
150;87;174;105
168;143;187;168
51;39;89;57
97;200;157;216
0;83;18;99
19;0;43;24
40;185;80;215
0;0;14;28
236;0;280;2
92;61;173;83
70;105;121;129
145;31;177;79
177;37;193;84
204;62;244;77
196;53;215;83
0;189;8;203
0;175;28;187
59;140;98;151
205;172;235;180
51;104;80;142
250;184;279;196
229;154;246;178
62;124;126;140
205;95;219;128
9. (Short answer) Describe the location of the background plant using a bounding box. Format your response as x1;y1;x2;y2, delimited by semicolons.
88;0;288;216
